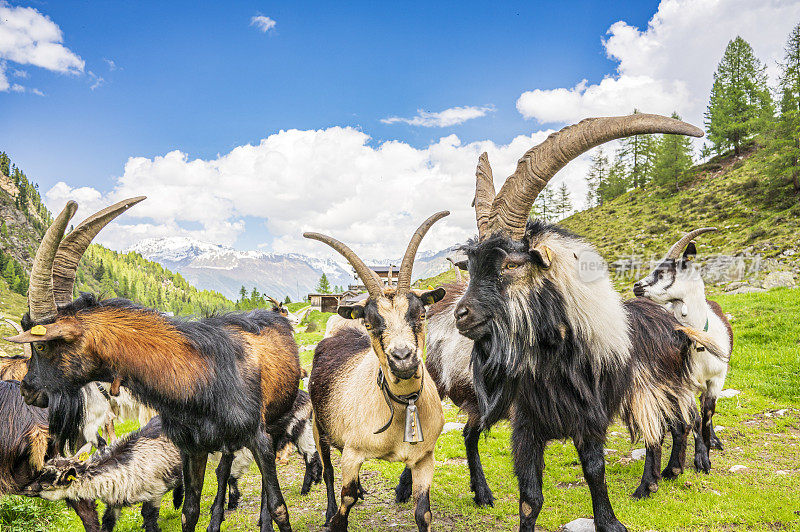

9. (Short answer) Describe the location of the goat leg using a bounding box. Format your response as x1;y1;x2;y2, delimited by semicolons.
100;506;120;532
575;437;627;532
464;419;494;506
315;423;338;526
411;451;435;532
394;466;413;504
662;414;691;480
512;419;545;532
66;498;101;532
249;429;291;532
633;443;663;499
328;447;364;532
702;391;723;450
300;451;322;495
208;452;234;531
141;501;161;532
694;394;714;473
226;477;241;510
180;451;208;532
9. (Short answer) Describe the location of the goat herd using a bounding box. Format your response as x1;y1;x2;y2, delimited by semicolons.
0;114;737;532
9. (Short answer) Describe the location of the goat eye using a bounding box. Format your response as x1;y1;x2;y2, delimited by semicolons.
34;343;45;352
505;262;518;270
364;323;372;330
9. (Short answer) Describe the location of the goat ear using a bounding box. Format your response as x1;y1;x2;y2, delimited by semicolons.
530;244;553;269
683;241;697;261
338;305;364;320
418;287;446;306
59;467;77;485
454;259;468;271
4;321;82;344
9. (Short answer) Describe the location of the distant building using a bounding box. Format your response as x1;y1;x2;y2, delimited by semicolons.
307;289;362;313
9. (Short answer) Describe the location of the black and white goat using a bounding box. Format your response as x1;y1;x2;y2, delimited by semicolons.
304;212;448;532
0;380;101;531
5;198;301;532
453;115;725;531
23;416;182;532
634;228;733;472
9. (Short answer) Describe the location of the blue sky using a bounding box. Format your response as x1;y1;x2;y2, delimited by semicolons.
1;1;797;258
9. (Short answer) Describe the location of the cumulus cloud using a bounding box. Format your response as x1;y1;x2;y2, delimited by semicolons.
381;105;495;127
516;0;800;127
45;126;590;261
250;15;276;33
0;2;84;92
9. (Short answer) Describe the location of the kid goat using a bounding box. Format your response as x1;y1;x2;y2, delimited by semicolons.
304;212;448;532
5;198;301;532
634;228;733;472
453;114;723;531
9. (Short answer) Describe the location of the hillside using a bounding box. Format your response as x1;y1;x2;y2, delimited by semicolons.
0;152;234;316
560;143;800;293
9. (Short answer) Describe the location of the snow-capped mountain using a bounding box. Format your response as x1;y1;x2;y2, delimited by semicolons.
126;237;457;301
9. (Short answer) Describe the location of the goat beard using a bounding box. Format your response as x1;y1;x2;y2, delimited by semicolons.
47;389;85;456
470;312;530;431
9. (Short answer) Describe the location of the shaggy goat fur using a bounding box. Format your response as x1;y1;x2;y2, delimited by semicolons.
456;221;723;529
16;294;300;532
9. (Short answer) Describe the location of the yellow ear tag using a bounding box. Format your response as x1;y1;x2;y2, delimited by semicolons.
351;310;358;319
544;246;553;263
66;475;76;482
31;325;47;336
78;452;89;462
424;296;434;305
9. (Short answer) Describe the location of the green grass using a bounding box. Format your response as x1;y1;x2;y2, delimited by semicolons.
4;288;799;531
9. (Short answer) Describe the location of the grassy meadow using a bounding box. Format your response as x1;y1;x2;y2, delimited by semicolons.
1;285;799;531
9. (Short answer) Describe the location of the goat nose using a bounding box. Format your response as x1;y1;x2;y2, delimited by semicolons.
391;347;413;360
455;303;470;321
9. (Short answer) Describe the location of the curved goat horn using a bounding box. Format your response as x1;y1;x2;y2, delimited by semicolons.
484;114;703;240
28;201;78;322
52;197;146;306
473;153;496;239
665;227;718;260
2;317;23;334
266;295;281;308
304;233;384;299
396;211;450;295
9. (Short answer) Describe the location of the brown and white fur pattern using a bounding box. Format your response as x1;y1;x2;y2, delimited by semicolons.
310;288;446;531
634;240;733;471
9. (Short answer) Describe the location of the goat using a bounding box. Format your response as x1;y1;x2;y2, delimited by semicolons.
267;296;301;327
0;380;101;531
23;416;182;532
394;280;500;507
5;198;301;532
304;212;448;531
451;115;727;531
1;318;31;381
213;388;322;511
634;228;733;473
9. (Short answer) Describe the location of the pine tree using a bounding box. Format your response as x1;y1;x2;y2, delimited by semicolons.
603;154;629;201
585;148;608;207
317;273;331;294
0;153;9;176
765;22;800;193
554;183;573;219
705;36;773;155
94;260;105;281
239;285;248;302
652;112;694;191
284;296;291;304
533;187;555;222
619;113;657;189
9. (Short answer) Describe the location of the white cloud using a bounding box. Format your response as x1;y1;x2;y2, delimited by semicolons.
88;71;104;90
250;15;276;33
45;126;589;261
0;2;84;92
516;0;800;128
12;68;27;78
382;105;495;127
103;58;117;71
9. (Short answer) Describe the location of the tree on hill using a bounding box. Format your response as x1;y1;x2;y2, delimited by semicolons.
0;152;9;176
602;153;629;201
765;22;800;194
531;186;555;222
705;36;773;155
585;148;608;207
652;112;695;191
554;182;573;220
619;112;657;189
284;295;291;304
316;273;332;294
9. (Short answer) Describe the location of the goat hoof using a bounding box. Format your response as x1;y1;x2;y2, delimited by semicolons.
694;453;711;474
472;486;495;507
632;484;655;500
597;521;628;532
661;466;683;480
710;437;724;451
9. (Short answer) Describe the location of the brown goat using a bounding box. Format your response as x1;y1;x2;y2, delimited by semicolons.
305;212;448;532
5;198;301;532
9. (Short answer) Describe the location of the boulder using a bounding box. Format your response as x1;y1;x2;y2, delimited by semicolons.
631;448;647;460
727;286;766;295
562;518;596;532
762;271;796;290
442;422;465;433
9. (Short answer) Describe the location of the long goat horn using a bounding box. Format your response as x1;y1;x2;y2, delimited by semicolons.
485;114;704;240
473;153;496;240
1;318;29;357
52;197;146;306
665;227;718;260
396;211;450;294
303;233;384;299
266;295;281;308
28;201;78;322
